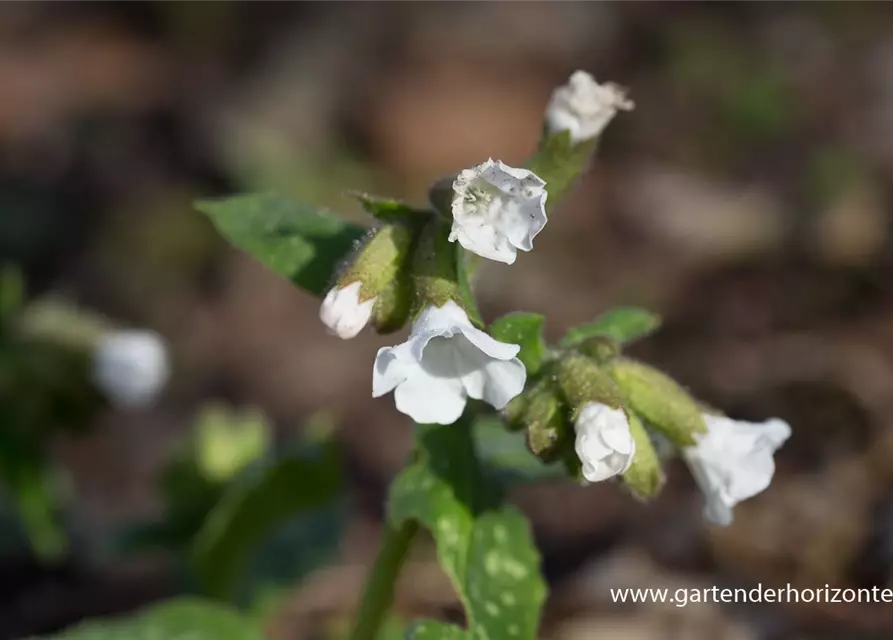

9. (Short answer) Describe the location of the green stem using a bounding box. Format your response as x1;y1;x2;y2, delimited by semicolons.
349;519;420;640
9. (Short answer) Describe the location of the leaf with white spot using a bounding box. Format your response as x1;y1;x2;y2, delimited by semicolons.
388;420;546;640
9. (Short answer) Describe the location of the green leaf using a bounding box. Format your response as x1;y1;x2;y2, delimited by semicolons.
389;421;546;640
405;621;467;639
0;264;24;322
351;192;429;224
560;307;661;347
489;313;546;375
4;459;67;563
191;438;343;600
197;192;367;297
45;598;263;640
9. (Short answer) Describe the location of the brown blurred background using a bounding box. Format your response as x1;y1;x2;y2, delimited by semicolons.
2;2;893;639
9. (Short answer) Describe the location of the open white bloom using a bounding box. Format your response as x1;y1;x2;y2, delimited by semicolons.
373;301;526;424
545;70;634;144
92;330;169;409
574;402;636;482
320;281;375;339
683;414;791;526
449;159;547;265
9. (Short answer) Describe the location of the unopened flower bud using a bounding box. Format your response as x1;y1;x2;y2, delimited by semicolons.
320;223;414;339
516;381;566;463
556;354;636;482
574;402;635;483
319;282;375;339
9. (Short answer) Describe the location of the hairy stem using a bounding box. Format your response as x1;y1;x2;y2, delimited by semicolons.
349;519;420;640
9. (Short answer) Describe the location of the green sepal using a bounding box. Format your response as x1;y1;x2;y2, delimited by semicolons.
501;394;528;433
608;359;707;446
525;130;597;205
513;379;567;464
334;222;417;333
411;219;483;327
620;413;665;501
557;354;626;420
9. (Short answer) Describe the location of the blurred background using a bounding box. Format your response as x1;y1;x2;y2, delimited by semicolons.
2;2;893;639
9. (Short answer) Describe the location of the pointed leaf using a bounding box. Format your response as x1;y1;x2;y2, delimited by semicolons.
351;192;429;224
489;312;546;375
197;193;367;297
560;307;661;347
389;421;546;640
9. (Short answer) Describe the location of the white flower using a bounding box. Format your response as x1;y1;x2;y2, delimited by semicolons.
372;301;526;425
92;330;169;409
319;281;375;339
449;159;548;265
683;414;791;526
545;70;634;144
574;402;636;482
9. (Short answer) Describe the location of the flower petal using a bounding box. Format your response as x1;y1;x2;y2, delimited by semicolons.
394;371;466;425
372;345;413;398
459;324;521;361
478;358;527;409
599;412;635;455
411;300;471;336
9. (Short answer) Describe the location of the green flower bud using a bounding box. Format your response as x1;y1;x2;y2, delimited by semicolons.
608;358;707;446
502;393;529;432
521;382;566;463
620;413;665;501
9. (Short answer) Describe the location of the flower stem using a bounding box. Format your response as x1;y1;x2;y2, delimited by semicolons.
349;519;419;640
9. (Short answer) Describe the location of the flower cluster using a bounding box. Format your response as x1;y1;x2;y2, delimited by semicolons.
318;70;792;526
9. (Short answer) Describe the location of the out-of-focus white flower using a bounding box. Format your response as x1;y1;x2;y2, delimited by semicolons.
449;159;547;265
545;70;634;144
372;301;526;424
92;330;169;409
319;281;375;339
683;414;791;526
574;402;636;482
